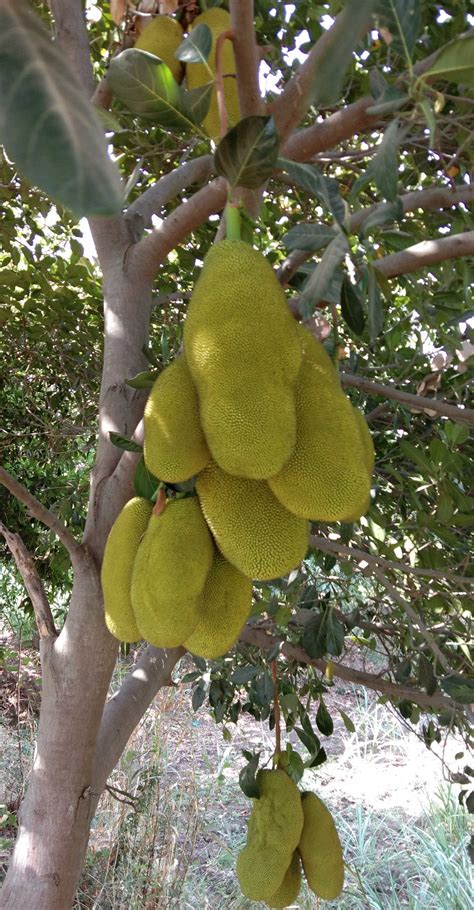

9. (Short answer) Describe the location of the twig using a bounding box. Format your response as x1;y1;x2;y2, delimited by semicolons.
0;522;57;640
340;374;474;426
125;156;214;236
271;661;282;763
0;466;82;565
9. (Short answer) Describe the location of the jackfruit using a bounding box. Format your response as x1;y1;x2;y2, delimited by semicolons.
236;769;304;902
144;355;210;483
131;497;213;647
269;324;372;522
352;405;375;475
184;552;251;659
184;240;302;479
101;497;152;642
298;791;344;900
267;850;302;909
196;461;309;580
135;15;183;82
186;8;240;139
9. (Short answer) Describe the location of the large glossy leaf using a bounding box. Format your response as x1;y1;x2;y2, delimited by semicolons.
175;23;212;64
341;276;366;336
0;0;123;217
283;223;336;252
375;0;421;60
278;158;347;227
367;266;384;340
309;0;377;107
298;232;349;318
214;116;279;189
421;34;474;89
108;49;199;132
371;119;401;201
360;198;404;235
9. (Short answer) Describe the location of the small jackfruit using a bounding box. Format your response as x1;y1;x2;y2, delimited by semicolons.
144;355;210;483
269;325;371;522
135;15;183;82
101;497;152;642
298;791;344;900
267;850;302;909
131;497;213;647
236;769;304;902
196;461;309;580
184;552;252;659
184;240;302;479
186;8;240;139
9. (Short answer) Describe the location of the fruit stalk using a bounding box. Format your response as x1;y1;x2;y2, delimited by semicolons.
272;660;282;765
215;27;234;137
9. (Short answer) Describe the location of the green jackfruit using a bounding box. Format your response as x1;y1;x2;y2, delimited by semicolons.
144;355;210;483
352;405;375;475
184;240;302;479
196;461;309;580
269;325;371;522
236;769;304;902
184;552;251;659
267;850;302;909
135;15;183;82
186;8;240;139
101;497;152;642
131;497;213;647
298;791;344;900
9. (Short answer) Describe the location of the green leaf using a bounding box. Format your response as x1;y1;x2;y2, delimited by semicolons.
192;684;206;711
214;116;279;189
419;655;437;697
297;233;349;319
440;674;474;705
181;83;213;126
422;34;474;89
175;23;212;64
399;440;433;476
309;0;377;107
367;265;384;340
108;49;197;132
125;369;160;389
282;224;336;253
301;607;344;660
239;753;261;798
341;276;366;336
231;665;259;685
109;432;143;453
366;91;409;116
133;456;159;500
339;709;356;733
278;159;347;227
324;609;345;657
360;198;404;236
0;0;123;217
316;699;334;736
375;0;421;60
372;119;401;201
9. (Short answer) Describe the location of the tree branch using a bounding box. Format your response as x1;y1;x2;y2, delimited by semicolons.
0;466;82;566
93;645;184;796
49;0;95;97
309;534;474;586
128;178;228;281
230;0;265;118
374;231;474;279
239;625;456;713
350;184;474;233
340;373;474;426
281;95;377;162
124;155;215;239
0;522;57;640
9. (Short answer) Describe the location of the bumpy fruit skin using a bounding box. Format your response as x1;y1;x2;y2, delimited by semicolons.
135;15;183;82
144;356;210;483
186;8;240;139
236;769;304;902
269;324;371;522
183;552;251;659
197;461;309;580
352;405;375;475
184;240;302;479
131;497;213;647
267;850;302;909
298;791;344;900
101;497;152;642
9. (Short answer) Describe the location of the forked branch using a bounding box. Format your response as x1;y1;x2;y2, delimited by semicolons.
0;521;57;640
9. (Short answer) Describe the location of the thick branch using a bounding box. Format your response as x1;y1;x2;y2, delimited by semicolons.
375;231;474;279
281;96;377;162
341;374;474;426
125;156;214;238
49;0;95;97
230;0;265;118
309;535;474;585
239;625;456;713
129;178;228;281
93;645;183;796
351;184;474;233
0;466;82;565
0;522;57;640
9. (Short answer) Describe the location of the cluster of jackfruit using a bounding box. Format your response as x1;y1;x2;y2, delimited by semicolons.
134;7;240;140
237;769;344;907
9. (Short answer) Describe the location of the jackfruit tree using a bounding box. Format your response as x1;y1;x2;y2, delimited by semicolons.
1;1;473;908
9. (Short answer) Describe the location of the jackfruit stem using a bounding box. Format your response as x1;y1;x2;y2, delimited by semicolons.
271;660;282;765
224;203;241;240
